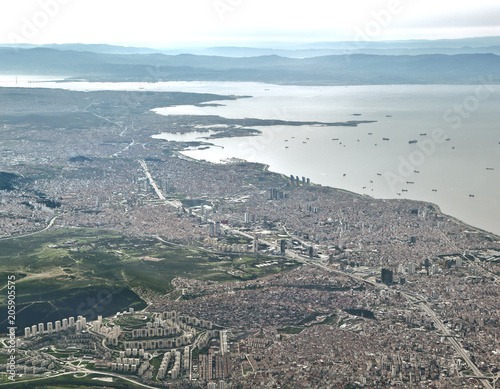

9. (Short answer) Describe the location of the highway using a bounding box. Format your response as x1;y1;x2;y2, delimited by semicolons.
279;227;494;389
138;159;182;208
153;189;495;388
401;292;494;389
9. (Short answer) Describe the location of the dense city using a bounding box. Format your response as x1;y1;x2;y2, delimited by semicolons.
0;86;499;388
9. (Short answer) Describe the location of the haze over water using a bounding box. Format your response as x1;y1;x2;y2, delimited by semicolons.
153;83;500;236
1;77;498;235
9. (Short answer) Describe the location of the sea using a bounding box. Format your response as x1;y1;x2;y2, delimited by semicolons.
1;76;499;235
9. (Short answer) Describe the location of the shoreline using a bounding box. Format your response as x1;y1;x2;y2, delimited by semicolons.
1;81;498;239
147;85;499;239
174;148;500;240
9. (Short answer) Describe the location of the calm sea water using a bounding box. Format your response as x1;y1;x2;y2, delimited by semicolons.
1;77;498;235
154;83;500;236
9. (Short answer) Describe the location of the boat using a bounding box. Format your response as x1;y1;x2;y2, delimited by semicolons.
414;170;419;173
383;138;390;141
409;140;417;144
368;132;372;135
445;138;451;141
432;189;438;192
420;133;427;136
377;173;382;176
332;138;339;140
402;189;408;192
386;115;392;117
469;194;475;198
406;181;414;184
486;167;494;170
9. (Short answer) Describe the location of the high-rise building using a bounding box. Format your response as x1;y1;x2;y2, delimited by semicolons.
220;330;228;355
381;268;393;285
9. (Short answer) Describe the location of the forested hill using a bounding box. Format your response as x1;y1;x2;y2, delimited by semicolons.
1;46;499;85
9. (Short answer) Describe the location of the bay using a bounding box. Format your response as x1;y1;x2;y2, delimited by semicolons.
153;83;500;236
1;76;498;235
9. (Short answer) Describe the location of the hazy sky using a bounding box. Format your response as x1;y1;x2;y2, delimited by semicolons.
1;0;499;47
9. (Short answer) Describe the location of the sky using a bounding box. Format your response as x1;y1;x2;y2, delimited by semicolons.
0;0;499;47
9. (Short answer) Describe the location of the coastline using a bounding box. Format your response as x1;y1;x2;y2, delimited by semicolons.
148;83;499;238
174;148;500;240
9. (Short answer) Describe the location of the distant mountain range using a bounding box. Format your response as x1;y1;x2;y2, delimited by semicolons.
3;36;500;57
1;38;500;85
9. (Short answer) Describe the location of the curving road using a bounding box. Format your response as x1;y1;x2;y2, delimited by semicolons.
0;369;158;388
0;216;58;242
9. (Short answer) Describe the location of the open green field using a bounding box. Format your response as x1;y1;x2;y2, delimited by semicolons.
0;229;297;334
